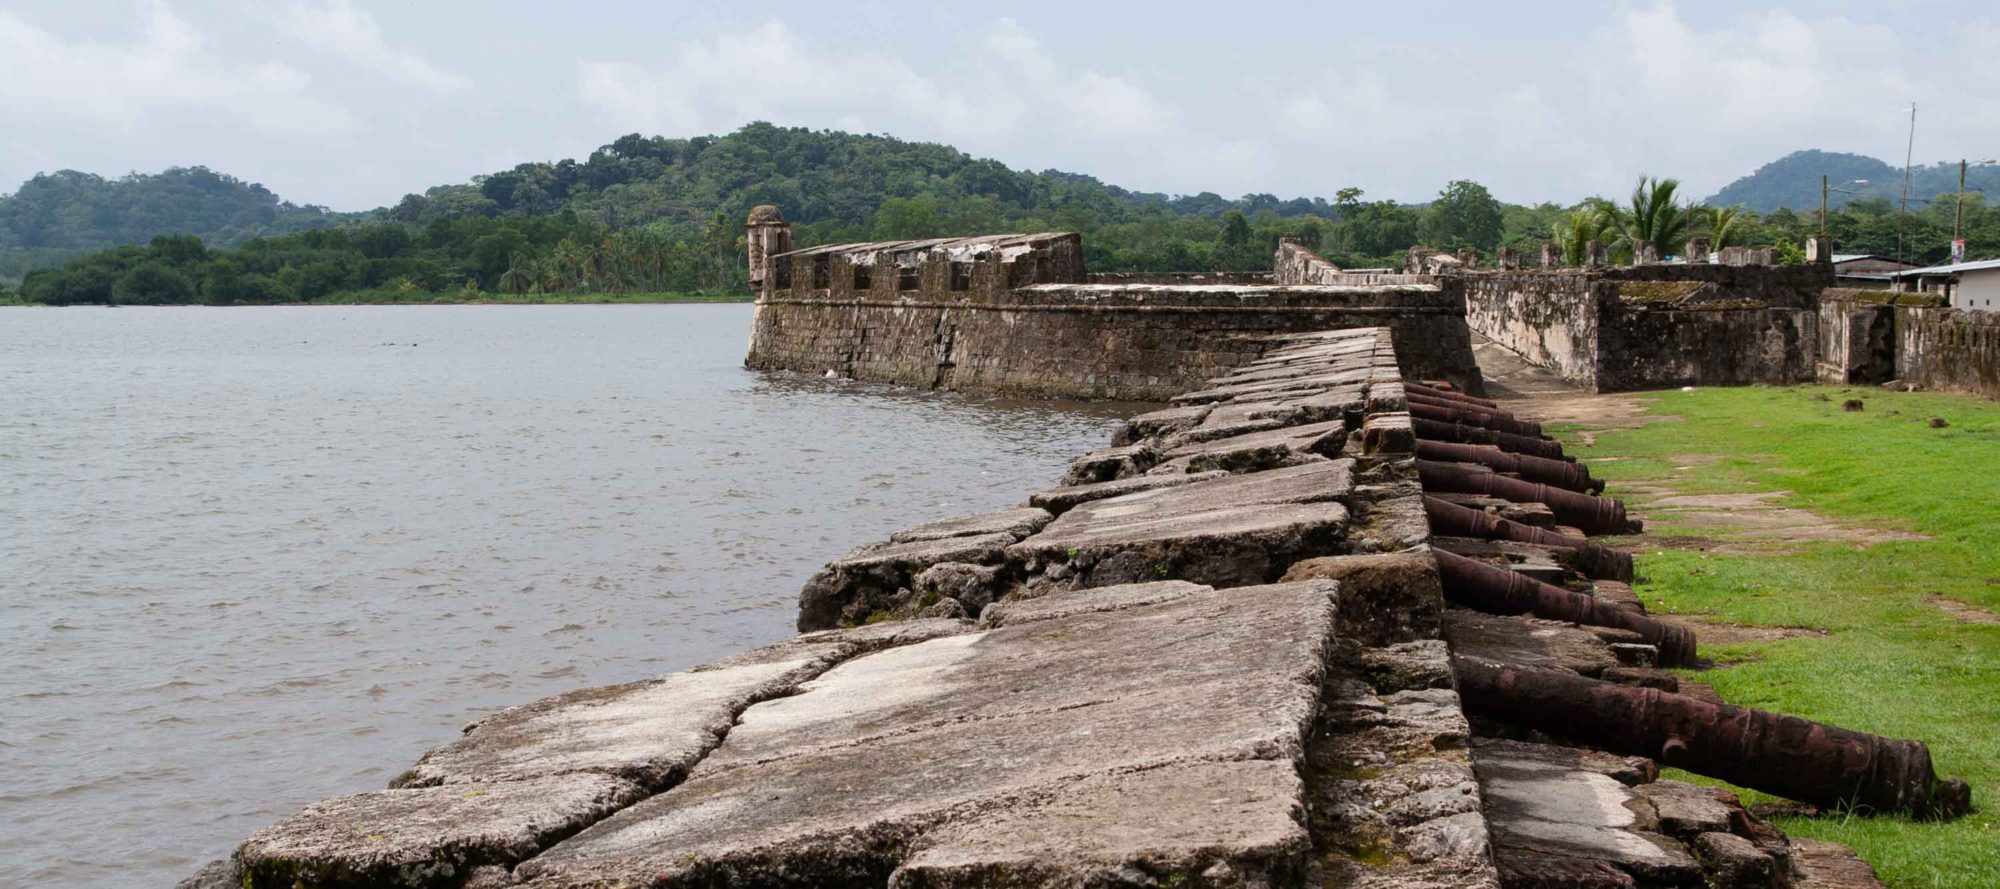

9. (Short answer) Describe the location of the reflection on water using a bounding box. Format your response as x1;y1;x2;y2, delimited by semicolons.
0;304;1131;888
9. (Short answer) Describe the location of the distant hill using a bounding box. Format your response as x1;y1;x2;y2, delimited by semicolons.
0;167;351;281
1706;149;2000;213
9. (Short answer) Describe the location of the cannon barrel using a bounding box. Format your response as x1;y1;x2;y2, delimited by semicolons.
1453;655;1973;820
1414;439;1602;494
1421;496;1632;582
1411;417;1570;461
1417;460;1638;534
1433;549;1695;666
1407;399;1545;438
1408;382;1498;409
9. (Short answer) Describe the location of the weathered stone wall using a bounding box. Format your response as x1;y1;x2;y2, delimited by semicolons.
748;232;1483;399
1274;240;1433;287
1817;291;1900;384
1596;302;1818;390
1461;270;1601;389
1462;263;1834;391
1895;304;2000;399
752;275;1483;401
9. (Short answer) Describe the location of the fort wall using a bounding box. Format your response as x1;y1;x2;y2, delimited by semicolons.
1895;303;2000;400
747;232;1483;399
1462;263;1832;391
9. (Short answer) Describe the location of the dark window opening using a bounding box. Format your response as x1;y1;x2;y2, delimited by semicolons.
950;261;973;291
898;265;920;291
810;256;830;290
853;265;872;290
774;257;793;289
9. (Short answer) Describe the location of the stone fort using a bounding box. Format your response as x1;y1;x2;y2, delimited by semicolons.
177;208;1983;889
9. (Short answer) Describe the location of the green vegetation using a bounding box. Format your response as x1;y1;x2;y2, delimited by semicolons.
1707;149;2000;215
0;167;343;282
1556;385;2000;889
11;127;2000;304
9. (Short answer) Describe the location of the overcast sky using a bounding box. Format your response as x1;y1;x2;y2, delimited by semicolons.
3;1;1995;210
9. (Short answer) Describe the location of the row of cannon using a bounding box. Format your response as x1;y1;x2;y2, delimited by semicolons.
1405;381;1971;821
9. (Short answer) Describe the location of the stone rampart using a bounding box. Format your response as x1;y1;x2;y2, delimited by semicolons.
749;234;1483;399
1462;263;1833;391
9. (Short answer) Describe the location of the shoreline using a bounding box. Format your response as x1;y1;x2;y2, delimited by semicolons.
0;294;755;308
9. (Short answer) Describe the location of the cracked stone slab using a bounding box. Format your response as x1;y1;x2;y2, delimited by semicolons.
1009;500;1350;590
888;507;1053;544
1027;470;1228;515
890;760;1311;887
1281;549;1443;645
1442;609;1621;678
980;579;1209;627
1476;741;1701;886
514;582;1337;888
1065;460;1355;524
1635;780;1737;839
1153;420;1347;473
1111;403;1211;445
1470;738;1657;787
393;650;842;789
239;773;644;889
797;532;1015;630
1063;442;1157;484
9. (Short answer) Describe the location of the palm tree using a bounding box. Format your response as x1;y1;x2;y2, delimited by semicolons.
1614;177;1695;258
1552;203;1616;266
497;253;539;295
1701;206;1750;250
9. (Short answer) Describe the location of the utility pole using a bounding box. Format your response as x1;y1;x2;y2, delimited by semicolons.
1821;174;1829;235
1899;102;1916;264
1955;159;1968;260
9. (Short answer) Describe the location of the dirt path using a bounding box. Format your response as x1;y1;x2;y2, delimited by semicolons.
1474;337;1927;556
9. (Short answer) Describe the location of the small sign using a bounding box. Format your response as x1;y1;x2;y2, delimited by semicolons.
1952;239;1968;264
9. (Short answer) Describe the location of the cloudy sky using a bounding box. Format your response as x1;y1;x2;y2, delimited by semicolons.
3;1;1995;210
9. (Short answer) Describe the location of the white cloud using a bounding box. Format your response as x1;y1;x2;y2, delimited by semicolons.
277;0;469;93
1270;3;2000;203
0;0;351;137
574;17;1211;189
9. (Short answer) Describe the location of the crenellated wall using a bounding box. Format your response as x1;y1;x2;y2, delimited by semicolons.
748;234;1484;399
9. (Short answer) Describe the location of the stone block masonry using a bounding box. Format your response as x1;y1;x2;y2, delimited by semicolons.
181;326;1965;889
1461;263;1832;392
745;224;1483;400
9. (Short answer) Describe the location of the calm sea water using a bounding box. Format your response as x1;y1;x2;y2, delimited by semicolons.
0;305;1129;888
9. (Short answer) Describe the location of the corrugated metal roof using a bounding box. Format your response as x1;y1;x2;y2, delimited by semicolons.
1893;258;2000;277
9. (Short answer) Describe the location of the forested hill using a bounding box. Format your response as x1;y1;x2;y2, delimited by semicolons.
1705;150;2000;214
0;167;348;280
385;122;1340;240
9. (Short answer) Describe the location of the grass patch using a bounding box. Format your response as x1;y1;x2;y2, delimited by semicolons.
1560;385;2000;888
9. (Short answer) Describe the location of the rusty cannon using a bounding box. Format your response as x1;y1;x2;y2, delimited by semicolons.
1422;495;1632;582
1433;549;1695;666
1408;382;1498;409
1417;460;1639;535
1414;439;1602;494
1453;655;1973;820
1411;417;1569;462
1406;399;1544;439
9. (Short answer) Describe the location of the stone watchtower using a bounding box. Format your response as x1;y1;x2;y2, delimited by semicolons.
745;205;794;293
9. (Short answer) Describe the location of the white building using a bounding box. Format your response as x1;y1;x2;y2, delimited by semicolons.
1892;258;2000;311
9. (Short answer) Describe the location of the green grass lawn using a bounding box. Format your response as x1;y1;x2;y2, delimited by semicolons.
1553;385;2000;888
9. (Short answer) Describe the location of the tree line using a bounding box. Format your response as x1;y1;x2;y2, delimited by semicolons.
11;124;2000;305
